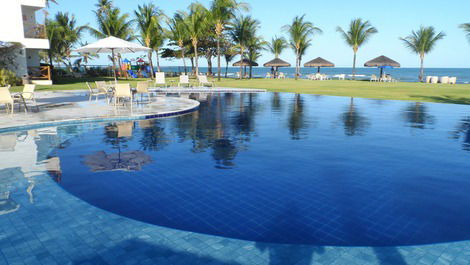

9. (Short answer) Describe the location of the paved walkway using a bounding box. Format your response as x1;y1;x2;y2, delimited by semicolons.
0;90;199;132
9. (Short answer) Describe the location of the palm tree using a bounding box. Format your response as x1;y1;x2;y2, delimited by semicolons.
400;26;445;82
135;3;165;78
460;23;470;42
54;12;86;70
246;36;266;78
210;0;249;81
230;15;260;79
222;41;236;78
337;18;377;79
168;13;190;74
77;41;99;67
185;3;209;76
89;5;134;41
283;15;322;80
267;36;287;58
45;19;62;66
95;0;113;14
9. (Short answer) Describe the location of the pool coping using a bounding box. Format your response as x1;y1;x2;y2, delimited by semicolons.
0;98;200;133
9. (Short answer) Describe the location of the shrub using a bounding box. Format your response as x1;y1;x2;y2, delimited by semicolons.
0;68;21;86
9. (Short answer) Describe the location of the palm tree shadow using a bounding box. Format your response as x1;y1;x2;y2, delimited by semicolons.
373;247;408;265
72;238;244;265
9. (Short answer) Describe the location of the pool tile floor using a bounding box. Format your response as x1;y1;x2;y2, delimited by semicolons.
1;166;469;265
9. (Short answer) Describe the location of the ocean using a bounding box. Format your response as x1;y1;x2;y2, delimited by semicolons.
159;66;470;84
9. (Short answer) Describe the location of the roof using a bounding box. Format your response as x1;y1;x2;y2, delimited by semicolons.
304;57;335;67
364;55;400;67
232;59;258;67
263;58;291;67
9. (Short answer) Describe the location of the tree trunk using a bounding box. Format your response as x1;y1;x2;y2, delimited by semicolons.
193;41;199;76
249;64;253;79
217;37;221;81
419;55;424;82
352;52;357;80
148;50;155;79
239;47;243;80
181;47;187;75
225;59;229;78
155;48;161;72
190;57;194;74
295;51;299;80
206;51;213;76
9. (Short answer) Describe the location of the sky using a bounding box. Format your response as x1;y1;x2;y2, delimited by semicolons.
46;0;470;68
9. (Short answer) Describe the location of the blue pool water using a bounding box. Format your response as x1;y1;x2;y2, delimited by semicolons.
44;93;470;247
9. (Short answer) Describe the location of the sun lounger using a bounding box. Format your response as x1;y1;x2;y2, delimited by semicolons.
425;76;432;83
430;76;439;84
370;74;379;82
278;72;286;79
197;75;215;88
449;77;457;84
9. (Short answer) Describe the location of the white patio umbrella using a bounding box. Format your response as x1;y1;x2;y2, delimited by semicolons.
73;36;151;82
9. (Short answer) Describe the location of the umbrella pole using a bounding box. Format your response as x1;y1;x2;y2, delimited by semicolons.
317;67;320;73
111;48;118;83
380;67;384;78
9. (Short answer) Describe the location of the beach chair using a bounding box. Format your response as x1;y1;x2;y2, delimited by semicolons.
86;82;108;101
449;77;457;84
178;75;191;88
370;74;378;82
430;76;439;84
425;76;432;83
154;72;168;88
278;72;286;79
439;76;449;84
0;86;23;114
135;81;151;102
114;83;133;109
13;84;39;112
337;74;346;80
266;73;272;79
198;75;215;88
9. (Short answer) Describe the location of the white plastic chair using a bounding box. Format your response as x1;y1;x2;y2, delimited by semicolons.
114;83;133;110
178;75;191;88
135;81;151;102
430;76;439;84
154;72;167;88
449;77;457;84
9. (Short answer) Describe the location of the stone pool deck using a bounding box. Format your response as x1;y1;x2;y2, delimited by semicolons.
0;90;200;132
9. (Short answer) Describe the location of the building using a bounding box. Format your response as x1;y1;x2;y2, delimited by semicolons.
0;0;52;84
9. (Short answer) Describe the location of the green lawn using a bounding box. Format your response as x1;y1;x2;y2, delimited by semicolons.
11;77;470;105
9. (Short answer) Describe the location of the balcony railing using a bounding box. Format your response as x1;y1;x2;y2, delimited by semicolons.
24;24;47;39
28;66;51;80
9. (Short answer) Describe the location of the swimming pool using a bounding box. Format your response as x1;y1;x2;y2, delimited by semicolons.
3;93;470;249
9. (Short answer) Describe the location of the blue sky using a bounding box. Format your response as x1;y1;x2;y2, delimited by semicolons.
47;0;470;68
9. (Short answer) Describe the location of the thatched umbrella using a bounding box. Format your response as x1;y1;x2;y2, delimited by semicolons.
232;59;259;67
364;55;400;77
304;57;335;73
264;58;291;78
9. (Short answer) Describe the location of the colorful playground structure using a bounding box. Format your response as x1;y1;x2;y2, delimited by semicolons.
122;58;152;78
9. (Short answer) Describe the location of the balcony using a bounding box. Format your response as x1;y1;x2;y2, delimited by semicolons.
28;66;51;80
21;0;46;9
24;23;47;39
